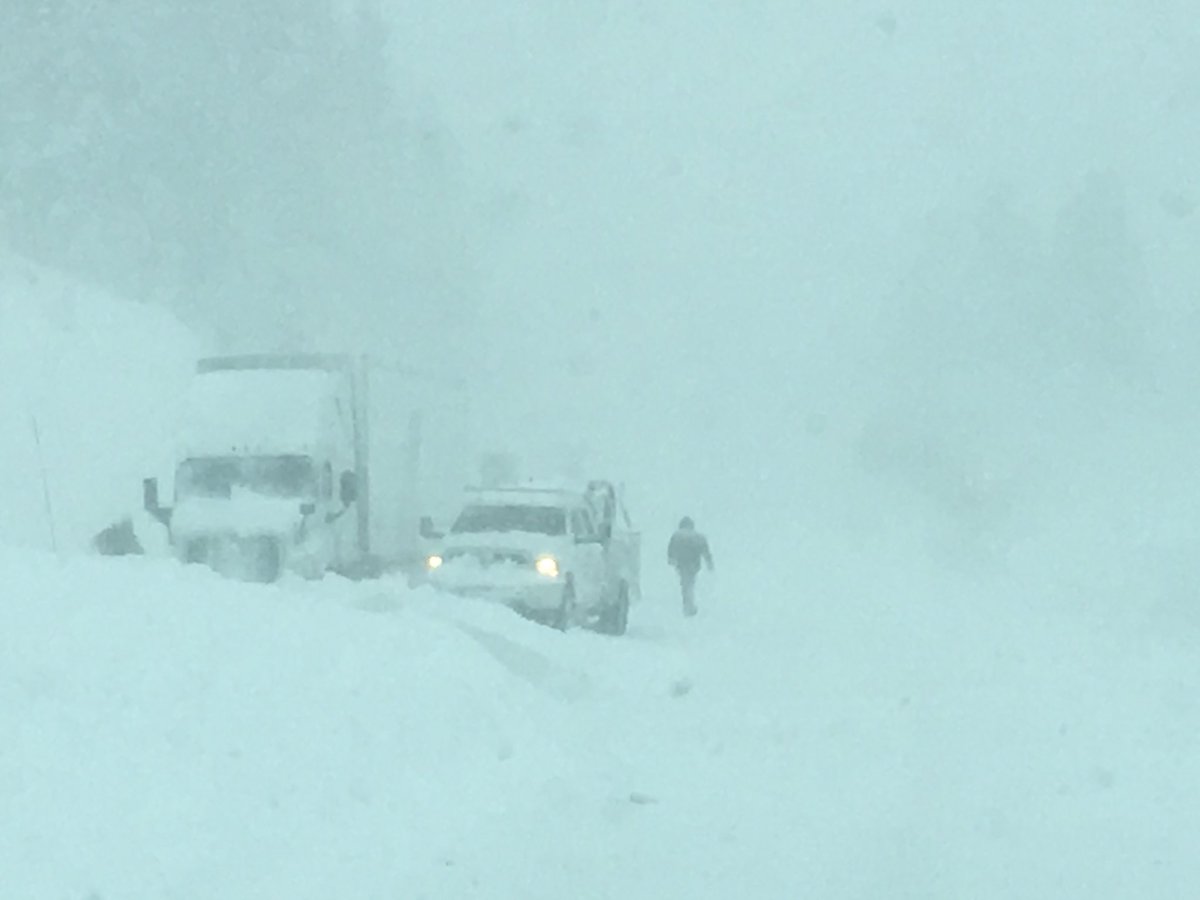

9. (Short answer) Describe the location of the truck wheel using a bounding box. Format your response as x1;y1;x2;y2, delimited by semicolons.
299;555;325;581
614;583;630;635
597;583;630;636
252;537;283;583
553;582;576;632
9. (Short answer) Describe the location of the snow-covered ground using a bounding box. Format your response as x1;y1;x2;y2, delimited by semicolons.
5;535;1199;899
4;252;1198;897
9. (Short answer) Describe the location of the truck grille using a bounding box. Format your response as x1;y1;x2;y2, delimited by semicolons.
445;549;530;567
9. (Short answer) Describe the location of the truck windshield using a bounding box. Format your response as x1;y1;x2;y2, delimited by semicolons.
450;505;567;536
176;456;317;500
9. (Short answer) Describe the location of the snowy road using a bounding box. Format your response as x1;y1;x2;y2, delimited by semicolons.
4;541;1198;899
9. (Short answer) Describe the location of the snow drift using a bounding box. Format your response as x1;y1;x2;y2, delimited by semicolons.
0;250;201;553
4;536;1199;899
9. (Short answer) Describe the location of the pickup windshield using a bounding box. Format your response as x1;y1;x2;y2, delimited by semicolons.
176;455;317;501
451;505;567;536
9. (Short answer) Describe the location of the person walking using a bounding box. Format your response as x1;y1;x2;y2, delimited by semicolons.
667;516;713;617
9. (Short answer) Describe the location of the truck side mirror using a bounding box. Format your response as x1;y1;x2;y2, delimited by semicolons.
300;501;317;517
419;516;444;540
143;477;171;526
340;471;358;505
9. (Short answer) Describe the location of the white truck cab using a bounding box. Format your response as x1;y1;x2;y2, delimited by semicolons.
427;480;640;634
145;357;364;582
143;353;472;583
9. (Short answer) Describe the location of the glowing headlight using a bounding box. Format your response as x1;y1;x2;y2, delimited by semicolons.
535;555;559;578
426;554;444;570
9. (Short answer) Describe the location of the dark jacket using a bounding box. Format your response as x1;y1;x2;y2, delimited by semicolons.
668;528;713;575
93;517;144;556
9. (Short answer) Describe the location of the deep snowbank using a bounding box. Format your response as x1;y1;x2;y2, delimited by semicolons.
0;250;201;553
4;544;1198;899
0;549;693;898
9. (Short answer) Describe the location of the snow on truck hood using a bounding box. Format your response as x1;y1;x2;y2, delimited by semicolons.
433;530;570;587
440;529;571;556
431;554;544;590
170;492;305;538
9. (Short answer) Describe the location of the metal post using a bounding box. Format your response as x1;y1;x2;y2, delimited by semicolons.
356;354;371;558
29;413;58;553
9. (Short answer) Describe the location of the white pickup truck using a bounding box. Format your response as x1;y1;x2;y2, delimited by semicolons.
426;480;641;634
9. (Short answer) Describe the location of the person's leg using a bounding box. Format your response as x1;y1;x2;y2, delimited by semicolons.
681;570;697;616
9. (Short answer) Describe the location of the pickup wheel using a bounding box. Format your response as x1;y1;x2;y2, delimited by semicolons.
596;582;630;636
552;581;576;632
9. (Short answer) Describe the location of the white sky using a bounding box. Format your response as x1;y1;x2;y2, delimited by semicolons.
369;1;1198;515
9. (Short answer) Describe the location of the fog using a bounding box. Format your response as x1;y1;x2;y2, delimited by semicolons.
6;1;1198;585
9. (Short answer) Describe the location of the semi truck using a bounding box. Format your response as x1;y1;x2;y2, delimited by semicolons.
143;353;470;582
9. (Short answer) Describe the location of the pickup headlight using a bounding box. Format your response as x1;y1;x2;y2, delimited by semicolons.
535;555;559;578
426;554;444;570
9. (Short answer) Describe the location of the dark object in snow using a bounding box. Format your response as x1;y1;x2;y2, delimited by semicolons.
876;12;898;36
93;517;144;556
670;678;694;698
629;792;659;805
